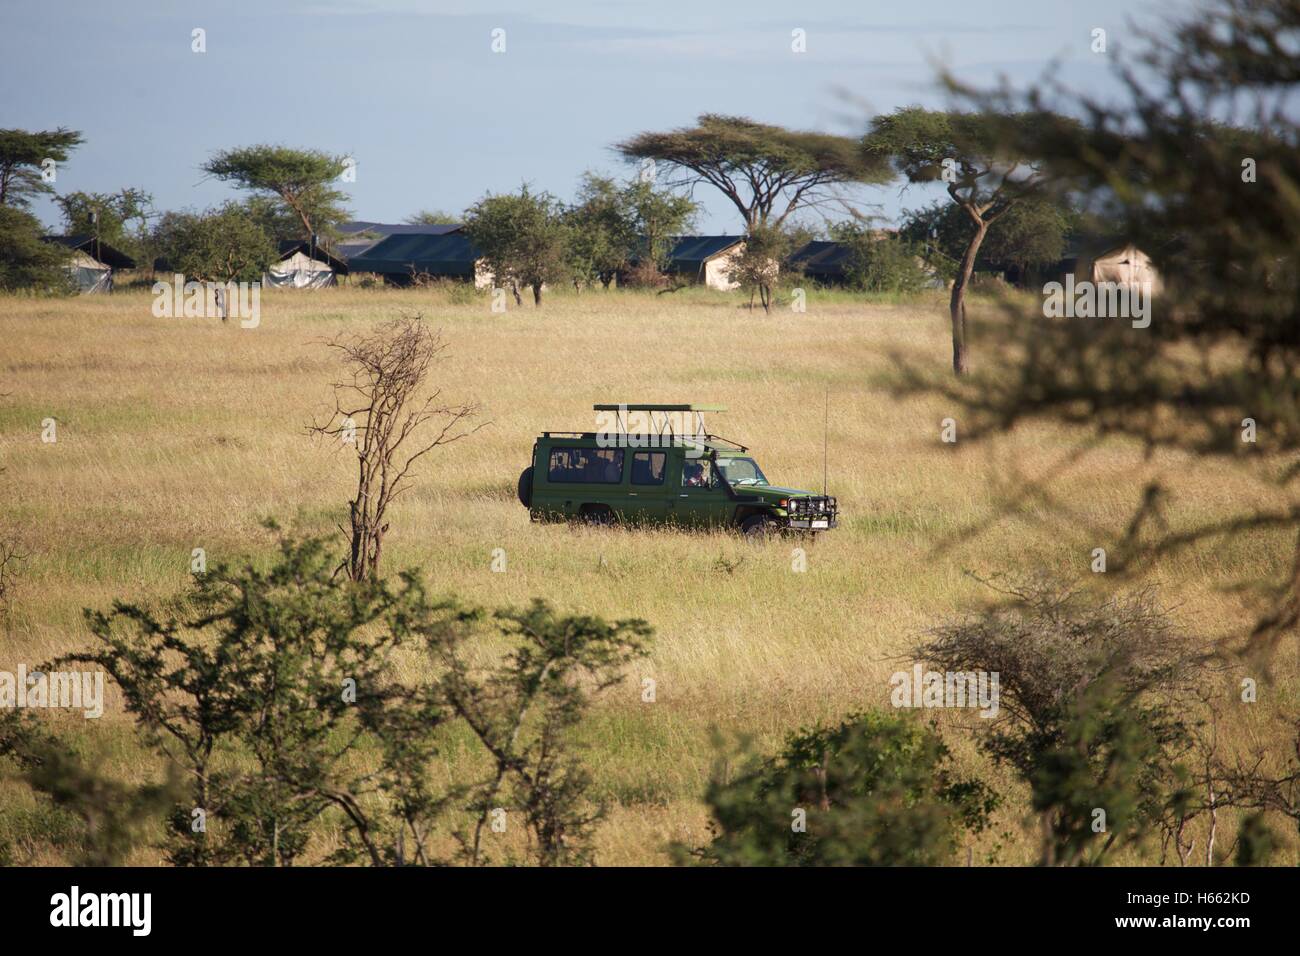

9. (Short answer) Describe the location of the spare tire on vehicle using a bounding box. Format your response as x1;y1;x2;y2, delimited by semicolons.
517;466;534;508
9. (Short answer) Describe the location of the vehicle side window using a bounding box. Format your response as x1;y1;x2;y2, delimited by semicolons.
547;446;624;484
681;458;715;489
631;452;666;485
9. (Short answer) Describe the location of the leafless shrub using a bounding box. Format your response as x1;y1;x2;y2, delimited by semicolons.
310;314;483;581
917;575;1202;730
917;575;1221;864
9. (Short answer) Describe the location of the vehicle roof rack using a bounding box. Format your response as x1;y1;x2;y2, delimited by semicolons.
592;404;727;412
540;431;748;453
593;403;726;441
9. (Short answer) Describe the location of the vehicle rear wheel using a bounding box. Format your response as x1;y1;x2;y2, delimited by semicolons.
740;513;780;538
516;466;533;508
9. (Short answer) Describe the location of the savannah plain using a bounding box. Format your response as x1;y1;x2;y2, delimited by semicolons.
1;284;1296;864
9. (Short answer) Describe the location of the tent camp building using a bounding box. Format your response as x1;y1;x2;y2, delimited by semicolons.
786;240;855;285
334;221;464;262
661;235;750;290
40;235;136;293
345;231;492;287
265;240;348;288
1072;242;1163;296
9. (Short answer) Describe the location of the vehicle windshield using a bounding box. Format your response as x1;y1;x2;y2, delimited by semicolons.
715;456;769;486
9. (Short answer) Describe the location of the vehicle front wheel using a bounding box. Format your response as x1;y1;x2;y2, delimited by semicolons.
740;513;780;538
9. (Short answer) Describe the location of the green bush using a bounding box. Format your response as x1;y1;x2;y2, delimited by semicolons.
679;710;997;866
830;224;932;294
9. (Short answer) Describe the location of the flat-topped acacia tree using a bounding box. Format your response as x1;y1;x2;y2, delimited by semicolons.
616;114;889;232
202;144;350;241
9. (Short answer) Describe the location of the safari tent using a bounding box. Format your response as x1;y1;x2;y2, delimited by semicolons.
663;235;749;290
265;240;348;289
1072;242;1163;295
335;221;464;261
787;240;854;285
41;235;136;293
345;232;490;287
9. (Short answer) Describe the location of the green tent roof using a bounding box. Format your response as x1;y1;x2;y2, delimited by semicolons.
347;232;480;277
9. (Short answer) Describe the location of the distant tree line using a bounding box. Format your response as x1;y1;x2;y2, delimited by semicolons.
0;116;1083;316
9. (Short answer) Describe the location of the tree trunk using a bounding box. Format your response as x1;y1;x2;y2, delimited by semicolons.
532;282;543;306
949;220;988;375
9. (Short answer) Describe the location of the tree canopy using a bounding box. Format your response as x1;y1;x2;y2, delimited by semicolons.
404;209;460;225
616;114;889;231
202;145;350;240
895;0;1300;662
56;187;154;261
901;197;1073;280
863;108;1066;373
0;206;73;293
0;127;83;209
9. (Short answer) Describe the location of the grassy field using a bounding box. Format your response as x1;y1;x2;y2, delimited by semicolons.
1;283;1296;865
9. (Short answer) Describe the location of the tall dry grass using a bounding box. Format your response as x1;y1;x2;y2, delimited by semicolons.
0;284;1294;864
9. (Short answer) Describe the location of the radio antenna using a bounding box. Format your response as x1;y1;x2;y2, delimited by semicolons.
822;387;829;497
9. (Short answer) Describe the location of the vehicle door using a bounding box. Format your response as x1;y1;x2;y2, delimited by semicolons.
625;449;671;522
669;451;729;527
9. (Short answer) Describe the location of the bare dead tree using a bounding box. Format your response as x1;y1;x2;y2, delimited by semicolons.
310;314;482;581
0;537;21;620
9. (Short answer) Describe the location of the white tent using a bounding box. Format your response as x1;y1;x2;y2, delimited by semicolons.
67;248;113;293
41;235;136;293
1077;242;1162;296
264;241;345;289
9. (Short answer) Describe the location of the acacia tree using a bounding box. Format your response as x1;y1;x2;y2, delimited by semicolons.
311;315;481;581
563;174;698;290
616;114;887;231
918;579;1202;866
436;599;652;866
896;0;1300;666
863;108;1061;374
0;206;72;291
0;127;82;209
30;530;651;868
901;197;1072;285
202;145;350;240
463;185;569;305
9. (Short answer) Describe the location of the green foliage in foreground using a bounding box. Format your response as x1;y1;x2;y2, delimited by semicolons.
4;528;651;866
680;711;998;866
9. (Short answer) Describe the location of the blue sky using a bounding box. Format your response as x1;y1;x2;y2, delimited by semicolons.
1;0;1180;234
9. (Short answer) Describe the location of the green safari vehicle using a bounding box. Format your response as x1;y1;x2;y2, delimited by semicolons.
515;404;838;536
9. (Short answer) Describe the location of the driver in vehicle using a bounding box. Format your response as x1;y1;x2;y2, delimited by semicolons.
683;460;711;488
